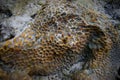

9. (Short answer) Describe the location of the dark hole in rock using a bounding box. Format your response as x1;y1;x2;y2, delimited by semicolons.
116;67;120;80
118;67;120;76
31;13;37;19
0;7;13;17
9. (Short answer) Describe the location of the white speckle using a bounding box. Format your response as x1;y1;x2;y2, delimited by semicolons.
70;62;84;71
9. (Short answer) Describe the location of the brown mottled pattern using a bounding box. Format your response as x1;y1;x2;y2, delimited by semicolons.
0;0;117;80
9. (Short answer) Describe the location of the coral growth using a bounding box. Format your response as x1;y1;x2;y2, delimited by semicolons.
0;0;118;80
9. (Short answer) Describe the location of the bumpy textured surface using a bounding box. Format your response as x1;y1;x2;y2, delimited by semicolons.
0;0;118;80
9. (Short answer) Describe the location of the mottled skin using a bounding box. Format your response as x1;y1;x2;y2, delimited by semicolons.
0;0;117;80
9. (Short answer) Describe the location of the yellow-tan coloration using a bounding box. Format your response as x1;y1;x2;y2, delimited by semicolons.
0;0;117;80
